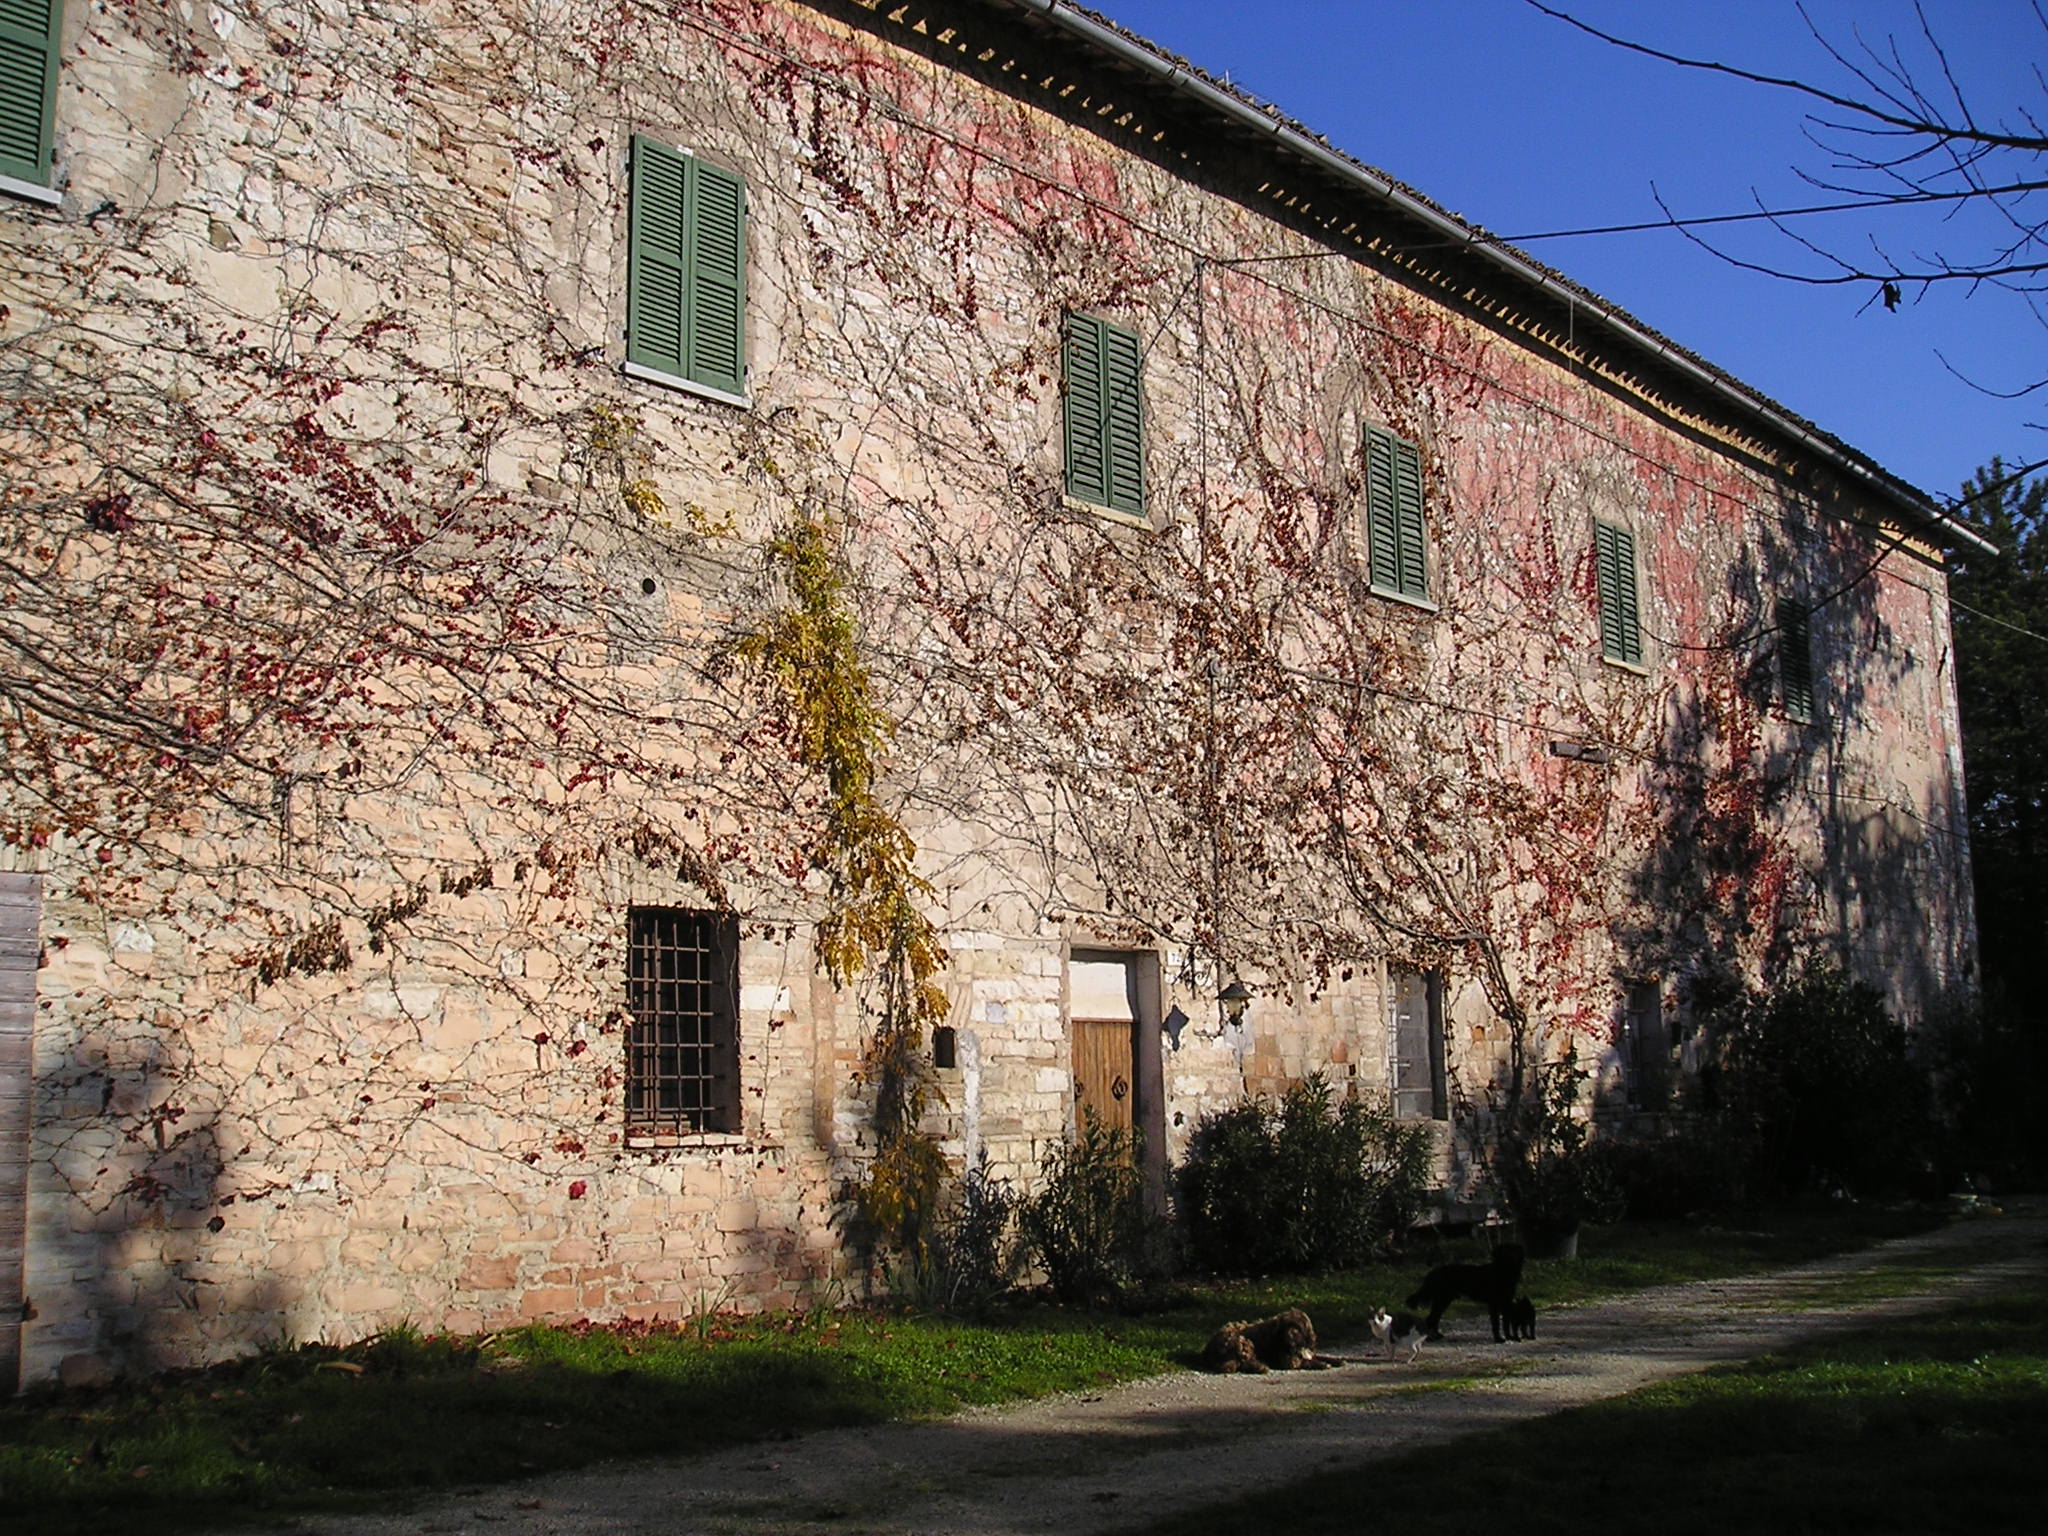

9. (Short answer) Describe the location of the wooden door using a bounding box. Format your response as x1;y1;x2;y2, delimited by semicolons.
1071;1016;1136;1138
1069;957;1138;1139
0;874;39;1395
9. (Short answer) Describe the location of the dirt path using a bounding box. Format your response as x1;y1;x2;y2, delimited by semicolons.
263;1208;2048;1536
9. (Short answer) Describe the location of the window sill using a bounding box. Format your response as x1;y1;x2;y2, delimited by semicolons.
1059;494;1152;531
1369;584;1439;615
0;174;61;208
1601;654;1652;677
623;360;750;410
624;1130;748;1151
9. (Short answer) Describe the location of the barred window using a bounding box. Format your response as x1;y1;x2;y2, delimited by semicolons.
625;906;740;1135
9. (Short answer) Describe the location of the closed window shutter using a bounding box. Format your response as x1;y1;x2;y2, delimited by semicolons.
1392;435;1426;598
1595;521;1643;665
0;0;62;188
685;158;745;397
1365;429;1399;592
1366;427;1428;600
628;136;689;379
1063;314;1109;506
1102;321;1144;516
1777;597;1814;722
629;139;745;396
1065;315;1143;515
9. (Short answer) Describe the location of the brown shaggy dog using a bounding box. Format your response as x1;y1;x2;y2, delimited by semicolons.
1201;1307;1323;1373
1405;1243;1527;1341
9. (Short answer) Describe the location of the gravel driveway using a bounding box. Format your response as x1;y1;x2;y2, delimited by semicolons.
256;1206;2048;1536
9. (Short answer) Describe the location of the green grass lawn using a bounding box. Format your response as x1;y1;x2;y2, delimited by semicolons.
1142;1261;2048;1536
0;1204;1943;1535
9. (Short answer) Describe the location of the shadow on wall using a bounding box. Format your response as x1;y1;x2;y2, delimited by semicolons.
34;1029;304;1388
1613;497;1971;1033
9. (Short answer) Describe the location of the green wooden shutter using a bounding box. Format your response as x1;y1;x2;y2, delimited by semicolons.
629;138;745;396
1064;315;1143;516
685;158;744;397
628;136;689;379
1777;597;1814;722
1365;428;1428;600
1365;428;1399;592
1392;435;1426;599
1064;314;1108;506
1101;321;1144;516
0;0;61;189
1595;520;1643;665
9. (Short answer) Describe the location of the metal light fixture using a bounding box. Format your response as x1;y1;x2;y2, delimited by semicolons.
1548;740;1613;765
1163;1004;1191;1051
1218;977;1253;1025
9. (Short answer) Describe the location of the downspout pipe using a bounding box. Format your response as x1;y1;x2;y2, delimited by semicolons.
1008;0;1997;557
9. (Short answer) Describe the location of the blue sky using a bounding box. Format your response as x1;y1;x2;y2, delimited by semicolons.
1091;0;2044;509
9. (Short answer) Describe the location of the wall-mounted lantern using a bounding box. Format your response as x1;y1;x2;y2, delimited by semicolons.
1218;977;1253;1026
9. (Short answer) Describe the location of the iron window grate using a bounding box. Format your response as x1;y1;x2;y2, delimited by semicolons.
626;907;740;1134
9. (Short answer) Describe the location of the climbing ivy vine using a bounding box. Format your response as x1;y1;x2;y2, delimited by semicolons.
738;511;949;1273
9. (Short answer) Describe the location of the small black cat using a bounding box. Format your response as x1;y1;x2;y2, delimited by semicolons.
1503;1295;1536;1340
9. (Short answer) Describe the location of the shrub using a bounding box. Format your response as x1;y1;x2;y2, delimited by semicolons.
1018;1116;1146;1303
1177;1074;1431;1273
921;1152;1021;1310
1486;1040;1624;1231
1597;1126;1751;1220
1929;987;2048;1189
1703;966;1934;1200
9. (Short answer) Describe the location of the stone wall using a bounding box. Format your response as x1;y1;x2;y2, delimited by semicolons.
0;0;1974;1383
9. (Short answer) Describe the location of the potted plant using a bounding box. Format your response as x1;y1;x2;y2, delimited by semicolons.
1487;1039;1622;1259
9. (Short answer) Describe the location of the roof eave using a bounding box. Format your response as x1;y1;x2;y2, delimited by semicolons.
1006;0;1997;558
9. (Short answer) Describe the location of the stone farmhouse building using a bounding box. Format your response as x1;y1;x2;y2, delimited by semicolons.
0;0;1982;1387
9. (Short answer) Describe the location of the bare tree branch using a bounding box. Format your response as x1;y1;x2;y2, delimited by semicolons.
1528;1;2048;407
1525;0;2048;152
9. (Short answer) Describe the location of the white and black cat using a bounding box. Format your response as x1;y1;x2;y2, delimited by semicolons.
1370;1306;1428;1363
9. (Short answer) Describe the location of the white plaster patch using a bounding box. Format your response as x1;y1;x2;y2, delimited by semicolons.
394;986;442;1017
741;985;791;1014
110;922;154;954
961;1031;982;1169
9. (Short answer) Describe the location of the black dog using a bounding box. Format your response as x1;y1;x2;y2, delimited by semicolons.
1405;1243;1526;1341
